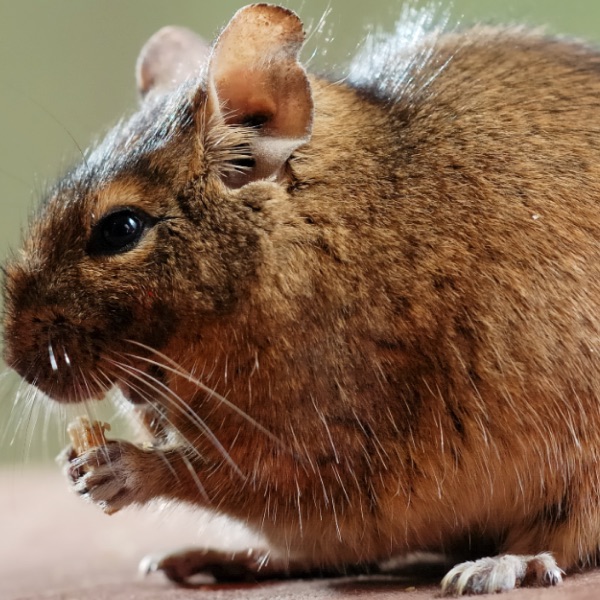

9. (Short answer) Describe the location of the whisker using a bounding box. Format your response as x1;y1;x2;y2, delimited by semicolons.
122;340;286;449
100;368;204;496
101;365;198;455
89;371;108;397
179;451;210;502
303;4;333;67
24;397;43;465
10;378;37;448
41;397;55;462
4;379;26;457
79;366;97;404
97;371;138;431
0;374;25;448
57;402;68;450
19;90;90;170
77;366;112;466
78;365;95;404
107;358;244;478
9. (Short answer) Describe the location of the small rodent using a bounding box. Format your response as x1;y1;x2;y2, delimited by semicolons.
4;3;600;595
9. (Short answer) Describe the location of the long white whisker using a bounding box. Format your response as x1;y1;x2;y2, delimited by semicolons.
41;397;55;462
11;377;37;449
89;371;109;399
57;402;68;450
101;364;204;457
19;383;40;464
96;371;142;437
107;372;176;443
1;374;25;448
111;367;209;499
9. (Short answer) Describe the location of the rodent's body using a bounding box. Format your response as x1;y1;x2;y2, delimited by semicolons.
4;6;600;594
186;31;600;565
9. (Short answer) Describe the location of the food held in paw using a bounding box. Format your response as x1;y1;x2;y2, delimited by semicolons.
67;416;111;456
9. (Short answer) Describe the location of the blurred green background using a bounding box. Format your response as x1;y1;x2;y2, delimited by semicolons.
1;0;600;464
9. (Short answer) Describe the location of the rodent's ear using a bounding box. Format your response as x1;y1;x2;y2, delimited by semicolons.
207;4;313;183
136;26;210;98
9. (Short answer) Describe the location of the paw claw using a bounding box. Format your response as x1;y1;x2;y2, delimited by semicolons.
139;554;159;576
60;440;148;514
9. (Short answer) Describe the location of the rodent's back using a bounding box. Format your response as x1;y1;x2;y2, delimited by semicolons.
292;27;600;387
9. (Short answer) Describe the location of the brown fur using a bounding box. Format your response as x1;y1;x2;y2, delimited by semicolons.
4;4;600;593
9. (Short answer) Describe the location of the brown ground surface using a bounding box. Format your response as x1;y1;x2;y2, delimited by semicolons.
2;467;600;600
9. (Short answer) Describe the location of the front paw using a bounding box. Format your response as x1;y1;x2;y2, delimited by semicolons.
63;440;151;514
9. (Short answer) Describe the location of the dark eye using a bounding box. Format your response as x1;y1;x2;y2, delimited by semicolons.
87;208;154;256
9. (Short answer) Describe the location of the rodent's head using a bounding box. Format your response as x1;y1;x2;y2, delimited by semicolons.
2;4;313;403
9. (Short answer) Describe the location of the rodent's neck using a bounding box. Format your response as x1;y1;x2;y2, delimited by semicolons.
296;76;398;193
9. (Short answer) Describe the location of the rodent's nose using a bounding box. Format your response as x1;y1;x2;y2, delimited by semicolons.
2;261;72;379
2;300;102;403
3;304;68;377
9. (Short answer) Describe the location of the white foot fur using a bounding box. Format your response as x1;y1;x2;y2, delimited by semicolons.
440;553;563;596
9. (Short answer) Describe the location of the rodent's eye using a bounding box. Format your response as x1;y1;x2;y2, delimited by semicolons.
87;208;154;256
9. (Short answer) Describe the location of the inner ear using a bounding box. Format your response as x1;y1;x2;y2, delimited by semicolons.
136;26;210;98
207;5;313;182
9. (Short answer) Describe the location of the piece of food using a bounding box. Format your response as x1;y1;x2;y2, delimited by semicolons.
67;416;111;455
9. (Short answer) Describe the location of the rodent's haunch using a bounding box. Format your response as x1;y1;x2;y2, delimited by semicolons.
4;3;600;595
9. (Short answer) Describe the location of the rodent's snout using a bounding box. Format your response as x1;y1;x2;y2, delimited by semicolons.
2;251;175;404
3;303;106;403
2;263;109;403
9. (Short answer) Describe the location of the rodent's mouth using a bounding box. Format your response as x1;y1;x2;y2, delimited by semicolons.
3;331;113;405
5;330;164;406
4;342;111;405
7;358;149;406
8;366;109;405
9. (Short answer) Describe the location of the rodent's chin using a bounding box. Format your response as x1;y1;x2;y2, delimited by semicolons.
21;375;106;405
4;348;107;404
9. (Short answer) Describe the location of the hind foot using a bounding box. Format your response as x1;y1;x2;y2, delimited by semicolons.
141;547;318;585
440;553;563;596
